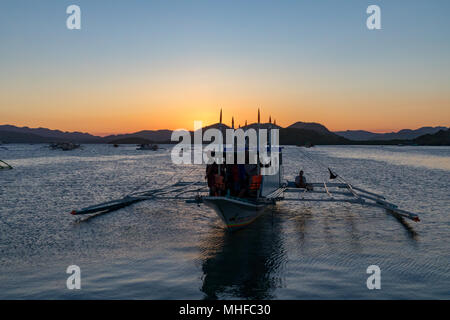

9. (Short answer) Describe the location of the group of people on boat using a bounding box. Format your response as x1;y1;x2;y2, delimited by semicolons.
205;160;262;198
205;158;311;198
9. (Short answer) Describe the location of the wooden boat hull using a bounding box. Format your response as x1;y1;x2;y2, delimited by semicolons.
203;196;271;230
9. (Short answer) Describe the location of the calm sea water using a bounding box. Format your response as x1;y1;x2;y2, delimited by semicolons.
0;144;449;299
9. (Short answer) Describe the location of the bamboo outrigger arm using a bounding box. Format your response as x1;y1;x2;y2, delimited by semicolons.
281;181;420;222
70;181;208;215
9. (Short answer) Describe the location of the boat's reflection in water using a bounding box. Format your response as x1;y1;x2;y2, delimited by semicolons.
199;209;286;300
198;205;419;300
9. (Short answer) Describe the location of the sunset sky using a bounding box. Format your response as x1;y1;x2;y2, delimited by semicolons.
1;0;449;135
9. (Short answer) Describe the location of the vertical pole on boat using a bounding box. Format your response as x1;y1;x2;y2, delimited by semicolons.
257;108;261;200
218;108;222;194
268;114;271;159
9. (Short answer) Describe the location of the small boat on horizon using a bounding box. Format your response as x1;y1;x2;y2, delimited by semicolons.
49;142;81;151
136;143;159;151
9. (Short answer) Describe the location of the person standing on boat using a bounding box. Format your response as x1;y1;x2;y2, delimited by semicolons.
206;162;218;196
224;163;233;196
237;163;248;197
231;164;240;196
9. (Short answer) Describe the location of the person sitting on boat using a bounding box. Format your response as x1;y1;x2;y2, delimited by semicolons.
295;170;314;191
295;170;307;188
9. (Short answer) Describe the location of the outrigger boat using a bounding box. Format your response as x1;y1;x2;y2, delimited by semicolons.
69;124;421;230
69;153;420;229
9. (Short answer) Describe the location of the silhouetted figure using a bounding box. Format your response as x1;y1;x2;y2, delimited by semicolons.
237;164;248;197
206;162;218;196
295;170;307;188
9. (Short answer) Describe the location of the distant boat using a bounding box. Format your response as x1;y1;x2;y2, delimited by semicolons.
136;144;158;151
49;142;81;151
297;142;314;148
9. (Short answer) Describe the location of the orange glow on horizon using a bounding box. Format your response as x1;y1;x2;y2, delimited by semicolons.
1;69;449;135
2;101;448;136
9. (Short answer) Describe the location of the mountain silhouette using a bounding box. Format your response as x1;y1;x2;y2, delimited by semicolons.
103;130;173;143
413;129;450;145
1;123;448;145
288;122;331;135
335;126;448;141
0;124;102;143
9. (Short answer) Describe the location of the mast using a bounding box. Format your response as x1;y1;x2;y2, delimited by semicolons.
218;108;222;179
257;108;260;180
268;115;272;154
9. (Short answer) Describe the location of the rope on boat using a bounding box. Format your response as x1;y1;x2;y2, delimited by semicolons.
128;163;199;196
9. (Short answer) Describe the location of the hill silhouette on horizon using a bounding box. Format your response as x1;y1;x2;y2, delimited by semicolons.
1;123;448;146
